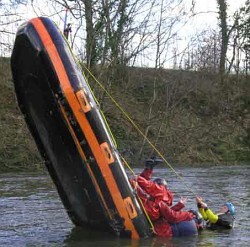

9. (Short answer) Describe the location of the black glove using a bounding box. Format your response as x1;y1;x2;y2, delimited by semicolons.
145;156;163;169
189;210;203;225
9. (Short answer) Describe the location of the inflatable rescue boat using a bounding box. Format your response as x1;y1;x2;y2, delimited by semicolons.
11;17;152;239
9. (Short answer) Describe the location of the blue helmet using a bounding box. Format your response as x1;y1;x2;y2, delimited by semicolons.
225;202;235;215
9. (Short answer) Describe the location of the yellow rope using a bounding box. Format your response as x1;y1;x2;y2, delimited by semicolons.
59;35;118;149
62;25;155;234
61;23;193;233
83;65;196;197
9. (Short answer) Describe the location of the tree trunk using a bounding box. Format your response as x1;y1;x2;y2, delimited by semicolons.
83;0;97;69
217;0;228;82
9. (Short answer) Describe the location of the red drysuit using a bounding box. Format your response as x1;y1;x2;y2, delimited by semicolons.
138;168;173;206
154;201;194;237
132;168;195;237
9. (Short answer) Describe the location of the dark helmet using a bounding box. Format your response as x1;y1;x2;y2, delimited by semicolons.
153;177;167;187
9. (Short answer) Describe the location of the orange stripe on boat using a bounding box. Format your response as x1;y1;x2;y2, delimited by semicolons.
30;18;139;239
58;102;112;219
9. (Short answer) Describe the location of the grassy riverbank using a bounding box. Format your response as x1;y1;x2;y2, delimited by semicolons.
99;66;249;165
0;57;249;171
0;57;42;171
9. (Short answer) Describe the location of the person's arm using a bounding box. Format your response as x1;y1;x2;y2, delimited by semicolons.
171;197;188;211
196;196;208;220
196;196;218;223
204;208;218;223
171;201;184;211
139;168;153;180
159;201;194;223
198;207;208;220
137;175;171;199
137;175;159;195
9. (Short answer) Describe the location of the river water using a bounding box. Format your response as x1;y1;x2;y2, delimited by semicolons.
0;164;249;247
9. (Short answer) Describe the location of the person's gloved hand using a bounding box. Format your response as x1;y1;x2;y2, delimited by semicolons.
196;196;203;204
179;196;188;205
189;210;203;225
200;201;208;208
145;156;163;169
196;196;208;208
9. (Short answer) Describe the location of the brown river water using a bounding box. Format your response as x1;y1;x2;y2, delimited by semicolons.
0;164;249;246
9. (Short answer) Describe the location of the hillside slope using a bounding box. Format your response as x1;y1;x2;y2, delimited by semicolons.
0;57;249;170
96;66;249;165
0;57;41;171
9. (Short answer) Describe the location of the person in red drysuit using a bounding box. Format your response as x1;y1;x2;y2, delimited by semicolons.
131;157;198;238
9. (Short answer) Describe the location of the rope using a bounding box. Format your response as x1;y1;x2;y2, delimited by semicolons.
59;32;118;148
61;24;156;233
83;64;196;197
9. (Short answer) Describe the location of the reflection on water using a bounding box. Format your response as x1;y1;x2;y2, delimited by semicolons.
0;165;249;246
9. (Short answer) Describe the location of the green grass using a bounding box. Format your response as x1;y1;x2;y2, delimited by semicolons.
0;58;43;171
0;57;249;171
